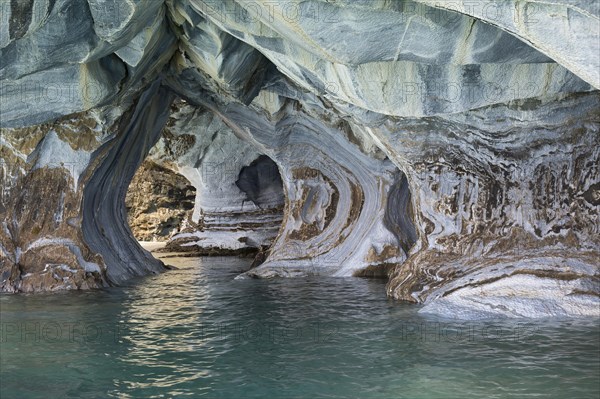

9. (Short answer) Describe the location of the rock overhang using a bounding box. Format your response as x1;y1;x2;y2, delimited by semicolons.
0;0;598;319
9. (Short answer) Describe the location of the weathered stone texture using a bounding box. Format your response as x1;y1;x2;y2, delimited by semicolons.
1;0;598;317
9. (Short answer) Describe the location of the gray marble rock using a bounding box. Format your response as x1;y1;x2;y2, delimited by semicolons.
0;0;598;318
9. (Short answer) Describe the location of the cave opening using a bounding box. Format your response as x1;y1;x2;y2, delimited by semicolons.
125;120;286;265
235;155;284;211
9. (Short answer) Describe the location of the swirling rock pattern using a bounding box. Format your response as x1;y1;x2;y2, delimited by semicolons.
382;92;600;317
0;0;598;318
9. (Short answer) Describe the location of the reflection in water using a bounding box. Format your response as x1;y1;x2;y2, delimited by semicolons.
116;262;214;391
1;256;599;399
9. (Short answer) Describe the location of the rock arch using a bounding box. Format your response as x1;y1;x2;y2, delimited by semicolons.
1;0;598;317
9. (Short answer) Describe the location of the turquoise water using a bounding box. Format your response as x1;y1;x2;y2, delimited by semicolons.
1;256;599;399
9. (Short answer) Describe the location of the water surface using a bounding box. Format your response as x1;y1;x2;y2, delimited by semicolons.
1;256;599;398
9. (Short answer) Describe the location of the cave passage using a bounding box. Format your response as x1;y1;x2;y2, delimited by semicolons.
124;111;287;263
125;144;419;281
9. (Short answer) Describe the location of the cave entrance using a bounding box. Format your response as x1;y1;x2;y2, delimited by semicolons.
125;154;285;260
125;103;286;263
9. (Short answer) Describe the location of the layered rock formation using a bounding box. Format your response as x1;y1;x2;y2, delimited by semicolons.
1;0;598;318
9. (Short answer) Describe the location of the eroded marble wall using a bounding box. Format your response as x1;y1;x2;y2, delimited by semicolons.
1;0;598;318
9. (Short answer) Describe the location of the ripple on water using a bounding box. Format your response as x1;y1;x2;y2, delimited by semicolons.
1;256;598;399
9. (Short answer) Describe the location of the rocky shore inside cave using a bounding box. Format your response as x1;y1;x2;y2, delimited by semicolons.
0;0;598;319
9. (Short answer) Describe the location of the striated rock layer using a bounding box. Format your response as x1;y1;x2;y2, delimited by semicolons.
384;93;600;317
1;0;598;318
